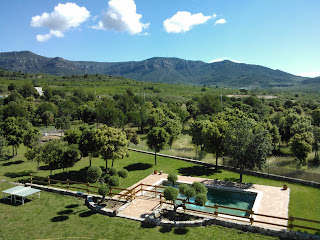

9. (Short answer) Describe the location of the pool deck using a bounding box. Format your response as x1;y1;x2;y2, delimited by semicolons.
116;173;290;230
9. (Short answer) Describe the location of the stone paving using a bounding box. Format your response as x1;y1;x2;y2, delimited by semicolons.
115;173;290;230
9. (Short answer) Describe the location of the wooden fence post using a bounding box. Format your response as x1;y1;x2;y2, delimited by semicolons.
30;174;33;184
214;203;218;217
48;176;50;186
288;215;294;230
160;194;162;207
250;210;254;225
87;182;90;194
155;186;157;198
140;184;143;196
67;179;69;191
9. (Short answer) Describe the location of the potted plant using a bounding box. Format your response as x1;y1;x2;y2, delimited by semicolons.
154;170;158;174
283;184;287;190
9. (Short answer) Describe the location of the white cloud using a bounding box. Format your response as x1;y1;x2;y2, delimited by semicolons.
298;71;320;78
92;0;149;35
210;58;240;63
31;2;90;42
215;18;227;25
163;11;214;33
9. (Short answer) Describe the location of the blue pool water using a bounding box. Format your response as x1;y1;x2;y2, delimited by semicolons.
160;181;257;217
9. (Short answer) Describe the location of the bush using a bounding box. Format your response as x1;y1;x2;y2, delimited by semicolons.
118;169;129;178
98;184;110;199
195;193;207;206
108;167;118;176
108;176;120;187
184;187;196;201
163;186;178;202
87;166;102;183
191;182;208;195
178;183;188;195
167;173;178;187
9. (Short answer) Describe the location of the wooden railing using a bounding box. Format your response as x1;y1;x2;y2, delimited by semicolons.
29;175;320;232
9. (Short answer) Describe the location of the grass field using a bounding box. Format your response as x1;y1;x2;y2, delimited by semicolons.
0;145;320;238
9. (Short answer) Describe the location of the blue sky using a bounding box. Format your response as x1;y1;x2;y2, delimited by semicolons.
0;0;319;77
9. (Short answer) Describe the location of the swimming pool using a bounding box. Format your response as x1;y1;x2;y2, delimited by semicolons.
159;180;257;217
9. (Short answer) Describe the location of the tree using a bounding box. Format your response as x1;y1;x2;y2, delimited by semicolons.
146;127;169;165
290;132;313;164
189;120;210;159
23;126;41;149
198;93;222;115
203;119;228;169
60;144;80;173
63;128;82;145
313;126;320;159
98;184;110;202
40;139;64;175
1;117;24;156
163;186;179;218
167;173;178;187
163;119;182;148
55;116;71;134
87;166;103;183
78;126;99;166
190;182;208;195
95;125;129;172
25;144;43;170
0;135;6;160
225;120;273;183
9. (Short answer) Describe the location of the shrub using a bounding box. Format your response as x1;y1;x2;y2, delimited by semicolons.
191;182;208;195
108;167;118;176
178;183;188;195
163;186;178;203
167;173;178;187
184;187;196;201
195;193;207;206
98;184;110;200
118;169;128;178
108;176;120;187
87;166;102;183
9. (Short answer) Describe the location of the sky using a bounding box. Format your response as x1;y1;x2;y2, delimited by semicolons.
0;0;319;77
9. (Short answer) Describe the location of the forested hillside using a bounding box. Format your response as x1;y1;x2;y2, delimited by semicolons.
0;51;307;88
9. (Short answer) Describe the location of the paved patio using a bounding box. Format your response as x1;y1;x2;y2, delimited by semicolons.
116;173;290;230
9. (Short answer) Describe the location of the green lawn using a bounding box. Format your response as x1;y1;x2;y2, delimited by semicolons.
0;182;278;240
0;146;320;237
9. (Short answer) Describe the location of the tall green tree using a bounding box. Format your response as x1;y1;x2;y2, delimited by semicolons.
290;132;314;164
95;125;129;172
78;126;99;166
163;119;182;148
225;120;273;182
146;127;169;165
203;119;228;169
189;120;210;159
1;117;24;156
0;135;6;160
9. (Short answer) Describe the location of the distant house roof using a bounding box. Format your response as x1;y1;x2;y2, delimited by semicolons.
34;87;44;96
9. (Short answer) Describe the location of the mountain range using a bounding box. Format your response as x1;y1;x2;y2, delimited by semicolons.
0;51;311;88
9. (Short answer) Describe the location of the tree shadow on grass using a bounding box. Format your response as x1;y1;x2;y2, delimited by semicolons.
2;160;24;166
65;204;79;209
51;216;69;222
51;167;89;182
159;227;172;233
79;210;96;218
178;166;219;177
140;221;157;228
124;163;153;172
174;227;189;235
57;210;73;215
4;170;35;178
224;177;241;183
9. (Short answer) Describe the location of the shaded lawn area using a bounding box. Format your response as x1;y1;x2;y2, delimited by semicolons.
0;182;278;240
1;147;320;234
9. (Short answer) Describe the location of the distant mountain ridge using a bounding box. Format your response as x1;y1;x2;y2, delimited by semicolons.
0;50;309;88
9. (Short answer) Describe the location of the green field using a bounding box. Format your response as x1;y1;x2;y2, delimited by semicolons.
0;145;320;239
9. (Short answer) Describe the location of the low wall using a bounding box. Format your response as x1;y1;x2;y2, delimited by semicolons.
145;209;319;240
129;148;320;188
